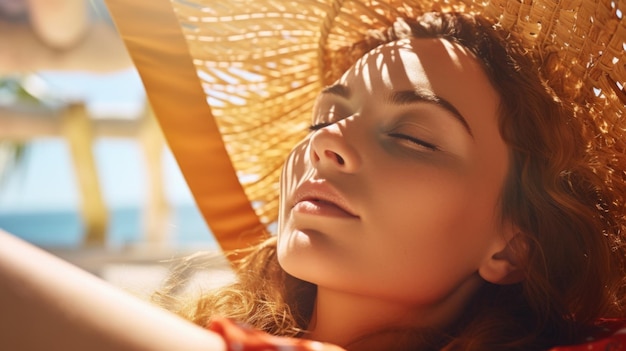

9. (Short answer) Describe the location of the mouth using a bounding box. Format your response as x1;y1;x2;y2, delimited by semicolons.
291;181;359;218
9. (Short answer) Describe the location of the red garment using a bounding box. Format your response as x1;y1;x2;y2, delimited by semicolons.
207;318;346;351
547;320;626;351
208;318;626;351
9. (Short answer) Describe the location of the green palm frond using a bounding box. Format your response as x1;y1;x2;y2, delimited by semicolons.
0;77;41;105
0;141;28;186
0;76;41;186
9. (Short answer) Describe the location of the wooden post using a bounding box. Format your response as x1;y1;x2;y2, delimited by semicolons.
138;105;170;246
61;103;108;246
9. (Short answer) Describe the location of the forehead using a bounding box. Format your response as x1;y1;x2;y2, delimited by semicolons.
340;37;491;91
337;37;501;135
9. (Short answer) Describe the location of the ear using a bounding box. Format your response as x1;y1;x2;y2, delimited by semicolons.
478;224;528;285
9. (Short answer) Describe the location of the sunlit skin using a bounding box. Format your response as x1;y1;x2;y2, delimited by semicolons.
277;38;521;347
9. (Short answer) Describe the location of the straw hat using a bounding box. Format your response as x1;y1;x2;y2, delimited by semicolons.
166;0;624;226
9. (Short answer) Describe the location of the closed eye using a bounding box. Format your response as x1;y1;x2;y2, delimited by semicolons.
388;133;439;151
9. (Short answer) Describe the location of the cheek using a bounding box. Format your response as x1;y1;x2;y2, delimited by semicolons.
370;168;499;245
359;176;498;292
278;140;312;231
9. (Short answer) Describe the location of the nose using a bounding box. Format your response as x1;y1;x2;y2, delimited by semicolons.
309;123;361;173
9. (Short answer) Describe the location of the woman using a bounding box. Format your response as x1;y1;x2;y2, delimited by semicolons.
0;2;624;351
163;11;626;351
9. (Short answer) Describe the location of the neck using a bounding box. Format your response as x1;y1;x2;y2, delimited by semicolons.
304;288;414;347
303;276;483;348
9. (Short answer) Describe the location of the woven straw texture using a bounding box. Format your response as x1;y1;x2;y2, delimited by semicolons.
171;0;625;226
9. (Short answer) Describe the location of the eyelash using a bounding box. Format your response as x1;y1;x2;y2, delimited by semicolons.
308;122;332;132
309;123;439;151
388;133;439;151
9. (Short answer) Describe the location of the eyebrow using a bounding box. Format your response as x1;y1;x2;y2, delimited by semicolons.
388;89;474;137
320;84;474;137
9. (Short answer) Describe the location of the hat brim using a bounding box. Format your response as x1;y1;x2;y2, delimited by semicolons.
107;0;626;255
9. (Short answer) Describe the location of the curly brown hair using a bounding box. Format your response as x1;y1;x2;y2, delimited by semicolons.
159;12;626;351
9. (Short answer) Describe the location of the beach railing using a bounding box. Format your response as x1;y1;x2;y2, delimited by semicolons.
0;102;168;247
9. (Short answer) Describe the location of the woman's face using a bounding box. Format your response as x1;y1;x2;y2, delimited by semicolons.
277;38;511;308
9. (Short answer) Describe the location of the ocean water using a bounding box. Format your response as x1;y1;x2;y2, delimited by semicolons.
0;204;217;249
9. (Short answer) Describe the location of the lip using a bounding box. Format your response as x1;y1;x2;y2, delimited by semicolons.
291;180;359;218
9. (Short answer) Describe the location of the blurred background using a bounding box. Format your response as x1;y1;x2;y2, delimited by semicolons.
0;0;230;296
